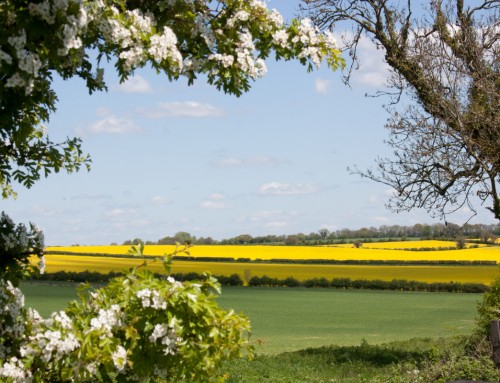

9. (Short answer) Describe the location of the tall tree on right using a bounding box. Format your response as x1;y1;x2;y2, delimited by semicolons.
302;0;499;222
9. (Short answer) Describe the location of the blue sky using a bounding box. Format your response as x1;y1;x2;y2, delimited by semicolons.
2;0;497;245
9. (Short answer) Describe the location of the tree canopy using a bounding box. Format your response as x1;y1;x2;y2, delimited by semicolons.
0;0;344;198
302;0;499;222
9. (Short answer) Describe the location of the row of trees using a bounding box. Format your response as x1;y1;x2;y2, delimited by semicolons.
119;222;500;246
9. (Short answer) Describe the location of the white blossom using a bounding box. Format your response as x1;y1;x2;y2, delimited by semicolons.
0;357;32;383
90;304;121;333
119;46;145;71
209;53;234;68
29;1;55;24
0;49;12;65
324;30;338;49
112;345;127;372
51;310;73;330
269;9;284;27
8;30;27;51
148;323;180;355
148;26;182;68
299;46;321;68
272;29;289;48
33;329;79;362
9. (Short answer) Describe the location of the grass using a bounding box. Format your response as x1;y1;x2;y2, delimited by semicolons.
20;283;481;355
216;287;480;354
221;337;479;383
21;282;494;382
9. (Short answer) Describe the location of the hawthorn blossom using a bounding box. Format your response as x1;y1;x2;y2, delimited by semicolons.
0;357;32;383
112;345;127;372
90;304;121;333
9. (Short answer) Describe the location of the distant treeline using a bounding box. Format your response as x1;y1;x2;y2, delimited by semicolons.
43;251;497;266
114;222;500;247
28;271;489;293
247;275;489;293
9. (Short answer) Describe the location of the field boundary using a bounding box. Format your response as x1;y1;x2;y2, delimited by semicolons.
29;270;489;293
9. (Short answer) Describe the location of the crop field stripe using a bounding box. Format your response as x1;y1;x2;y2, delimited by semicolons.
40;254;499;285
46;243;500;262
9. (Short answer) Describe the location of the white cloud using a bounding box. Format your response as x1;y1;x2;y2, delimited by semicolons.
88;115;142;134
200;192;230;209
116;75;153;93
384;188;398;197
352;36;391;88
259;182;318;195
209;192;225;200
140;101;224;119
315;78;332;94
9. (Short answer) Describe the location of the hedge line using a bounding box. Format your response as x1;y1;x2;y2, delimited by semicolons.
28;270;244;286
28;270;488;293
248;275;488;293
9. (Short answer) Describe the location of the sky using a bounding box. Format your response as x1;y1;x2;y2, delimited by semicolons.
2;0;498;246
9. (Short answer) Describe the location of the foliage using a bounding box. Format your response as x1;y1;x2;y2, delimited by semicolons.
0;211;44;286
0;216;252;382
221;336;500;383
222;336;497;383
0;0;344;198
1;270;252;382
247;274;488;293
476;274;500;337
302;0;500;222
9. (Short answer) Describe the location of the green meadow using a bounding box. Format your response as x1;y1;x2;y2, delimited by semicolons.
21;283;481;354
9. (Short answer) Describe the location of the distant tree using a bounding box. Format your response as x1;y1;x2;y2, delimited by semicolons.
456;237;467;249
284;235;302;246
234;234;253;245
173;232;193;245
132;238;144;245
302;0;499;222
353;241;362;248
318;228;330;240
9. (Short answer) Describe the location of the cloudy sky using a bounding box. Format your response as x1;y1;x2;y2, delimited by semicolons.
3;0;497;245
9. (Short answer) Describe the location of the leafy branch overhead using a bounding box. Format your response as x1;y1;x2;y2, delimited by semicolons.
0;0;344;198
302;0;499;222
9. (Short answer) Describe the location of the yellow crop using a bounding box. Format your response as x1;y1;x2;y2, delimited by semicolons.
47;243;500;263
37;254;498;285
359;240;486;249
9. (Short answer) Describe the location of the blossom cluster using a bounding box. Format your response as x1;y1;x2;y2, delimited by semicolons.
0;264;251;382
1;0;342;98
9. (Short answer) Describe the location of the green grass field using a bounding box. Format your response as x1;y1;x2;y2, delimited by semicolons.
20;283;481;354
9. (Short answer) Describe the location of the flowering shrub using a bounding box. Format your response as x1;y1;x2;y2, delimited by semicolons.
0;212;44;286
0;217;252;382
1;0;344;198
0;270;252;382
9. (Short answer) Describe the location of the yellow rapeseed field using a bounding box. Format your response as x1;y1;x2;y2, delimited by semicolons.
47;242;500;263
42;241;500;285
358;240;486;249
39;254;499;285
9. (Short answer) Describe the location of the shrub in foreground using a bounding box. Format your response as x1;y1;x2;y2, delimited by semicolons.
0;215;252;382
